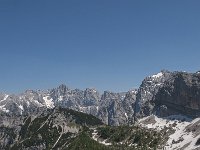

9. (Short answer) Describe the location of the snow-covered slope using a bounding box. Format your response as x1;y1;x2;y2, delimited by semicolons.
139;115;200;150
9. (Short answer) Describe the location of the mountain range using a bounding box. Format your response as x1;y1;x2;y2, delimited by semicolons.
1;70;200;149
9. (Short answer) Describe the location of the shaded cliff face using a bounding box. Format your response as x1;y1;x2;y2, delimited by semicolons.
154;72;200;117
134;70;172;118
134;71;200;119
97;90;137;126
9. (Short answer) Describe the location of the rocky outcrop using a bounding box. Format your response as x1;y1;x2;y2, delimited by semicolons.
134;70;200;119
49;85;100;116
154;71;200;117
96;90;137;126
134;70;172;119
98;91;126;126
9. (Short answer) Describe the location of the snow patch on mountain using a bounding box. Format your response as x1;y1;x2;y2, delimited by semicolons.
152;72;163;78
91;128;112;146
4;94;9;100
18;104;24;115
124;113;128;119
34;100;43;107
139;115;200;150
18;105;24;111
0;104;9;113
43;96;55;108
0;94;9;102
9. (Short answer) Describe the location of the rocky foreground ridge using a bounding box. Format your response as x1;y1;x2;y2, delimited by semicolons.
0;107;165;150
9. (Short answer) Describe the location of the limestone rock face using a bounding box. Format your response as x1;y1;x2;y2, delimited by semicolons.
0;84;137;125
98;91;126;126
134;71;200;119
154;71;200;117
134;70;172;118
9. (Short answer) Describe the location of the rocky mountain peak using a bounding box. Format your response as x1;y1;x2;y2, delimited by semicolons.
101;91;121;101
57;84;70;94
1;70;200;126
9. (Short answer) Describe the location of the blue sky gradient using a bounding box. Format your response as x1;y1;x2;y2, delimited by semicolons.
0;0;200;93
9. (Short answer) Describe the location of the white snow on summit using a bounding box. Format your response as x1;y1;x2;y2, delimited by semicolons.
152;72;163;78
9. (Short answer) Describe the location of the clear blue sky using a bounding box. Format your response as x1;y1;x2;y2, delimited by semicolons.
0;0;200;93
